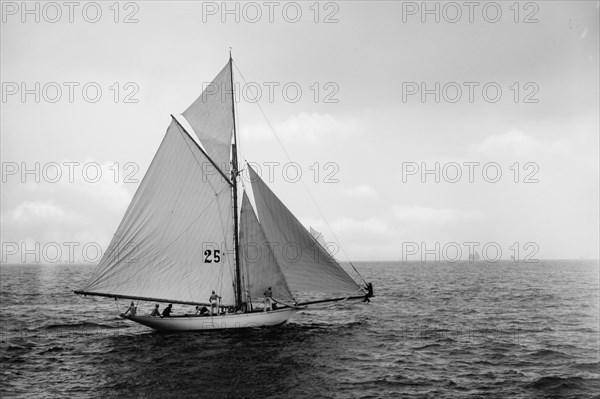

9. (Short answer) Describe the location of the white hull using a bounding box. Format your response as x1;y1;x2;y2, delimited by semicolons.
122;308;299;331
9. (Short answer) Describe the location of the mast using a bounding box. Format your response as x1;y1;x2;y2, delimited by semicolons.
230;51;243;308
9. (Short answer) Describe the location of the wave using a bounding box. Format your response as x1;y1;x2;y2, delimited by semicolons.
412;343;441;350
528;349;572;360
41;322;121;331
0;339;38;351
527;376;600;394
288;320;365;330
571;362;600;372
38;346;65;354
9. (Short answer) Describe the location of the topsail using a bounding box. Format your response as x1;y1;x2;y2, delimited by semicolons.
182;63;234;171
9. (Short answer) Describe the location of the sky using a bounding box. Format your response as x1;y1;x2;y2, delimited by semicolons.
1;1;599;263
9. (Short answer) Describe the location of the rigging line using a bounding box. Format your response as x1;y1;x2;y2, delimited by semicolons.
231;80;249;303
296;288;366;307
233;61;367;285
305;296;353;309
233;62;294;163
238;170;251;298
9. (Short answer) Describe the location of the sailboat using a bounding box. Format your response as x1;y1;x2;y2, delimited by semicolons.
74;54;369;331
469;251;481;262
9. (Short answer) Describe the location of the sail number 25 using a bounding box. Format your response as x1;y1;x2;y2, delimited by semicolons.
204;249;221;263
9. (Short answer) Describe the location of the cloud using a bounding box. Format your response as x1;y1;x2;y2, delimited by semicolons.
392;206;481;224
243;112;361;144
6;201;70;224
345;184;378;199
1;160;135;255
301;216;390;237
470;130;571;157
331;217;389;234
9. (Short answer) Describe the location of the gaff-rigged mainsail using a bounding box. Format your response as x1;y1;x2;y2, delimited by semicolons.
77;116;236;305
248;165;362;296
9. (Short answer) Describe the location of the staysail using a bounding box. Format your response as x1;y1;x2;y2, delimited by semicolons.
239;192;294;303
79;120;236;306
182;63;233;171
248;165;362;296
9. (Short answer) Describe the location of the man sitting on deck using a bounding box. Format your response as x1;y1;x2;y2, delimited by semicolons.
161;303;173;318
195;306;209;316
150;304;160;317
122;301;137;317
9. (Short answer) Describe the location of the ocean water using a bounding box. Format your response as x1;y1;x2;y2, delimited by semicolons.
1;260;599;398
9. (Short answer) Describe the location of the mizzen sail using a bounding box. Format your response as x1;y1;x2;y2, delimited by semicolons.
80;120;236;305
